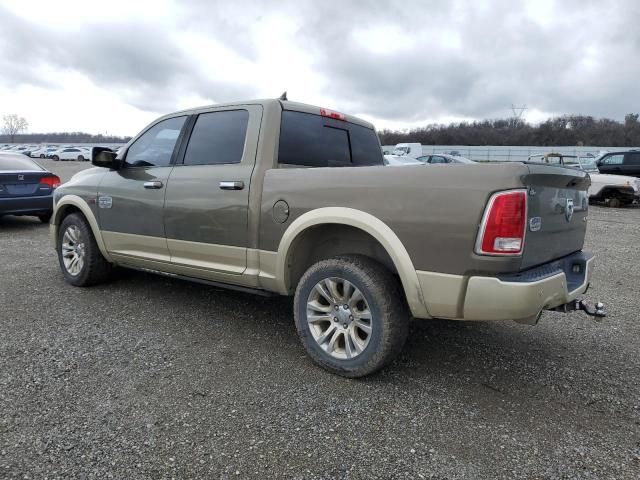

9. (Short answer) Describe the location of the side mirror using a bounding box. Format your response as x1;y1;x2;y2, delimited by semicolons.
92;147;122;169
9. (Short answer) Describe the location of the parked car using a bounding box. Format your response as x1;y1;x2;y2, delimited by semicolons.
0;152;60;222
529;153;640;207
416;154;475;164
391;142;422;158
51;98;602;377
383;154;423;166
596;150;640;177
50;147;91;161
30;146;60;158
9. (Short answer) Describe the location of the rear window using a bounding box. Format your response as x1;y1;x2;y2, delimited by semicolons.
0;155;43;171
278;110;383;167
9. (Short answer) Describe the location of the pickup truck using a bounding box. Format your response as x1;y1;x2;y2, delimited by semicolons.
51;98;603;377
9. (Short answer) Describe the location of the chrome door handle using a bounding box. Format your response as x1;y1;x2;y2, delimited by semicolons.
219;181;244;190
143;181;163;189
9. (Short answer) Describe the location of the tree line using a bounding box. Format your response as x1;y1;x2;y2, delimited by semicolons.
378;114;640;147
0;131;131;144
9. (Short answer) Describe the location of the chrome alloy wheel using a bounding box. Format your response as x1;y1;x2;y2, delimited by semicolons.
306;277;373;359
61;225;85;276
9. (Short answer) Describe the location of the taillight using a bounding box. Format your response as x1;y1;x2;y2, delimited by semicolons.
475;189;527;256
40;175;61;189
320;108;346;121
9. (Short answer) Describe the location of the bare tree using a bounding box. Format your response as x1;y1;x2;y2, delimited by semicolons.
2;114;29;143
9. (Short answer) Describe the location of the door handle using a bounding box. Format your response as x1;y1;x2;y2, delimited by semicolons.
219;181;244;190
143;181;163;189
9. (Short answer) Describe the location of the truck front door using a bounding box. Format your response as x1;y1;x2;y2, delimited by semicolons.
97;115;188;265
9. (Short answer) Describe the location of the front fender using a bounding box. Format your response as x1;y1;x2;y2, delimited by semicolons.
50;194;113;262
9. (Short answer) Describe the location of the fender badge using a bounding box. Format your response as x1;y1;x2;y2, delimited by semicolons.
529;217;542;232
98;196;113;209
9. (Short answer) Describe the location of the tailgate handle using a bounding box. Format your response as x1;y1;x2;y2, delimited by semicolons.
219;181;244;190
143;181;163;189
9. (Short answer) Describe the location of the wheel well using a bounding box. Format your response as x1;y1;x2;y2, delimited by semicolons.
55;204;82;224
285;224;398;293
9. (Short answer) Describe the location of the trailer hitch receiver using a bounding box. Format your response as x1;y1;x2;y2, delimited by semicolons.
552;299;606;320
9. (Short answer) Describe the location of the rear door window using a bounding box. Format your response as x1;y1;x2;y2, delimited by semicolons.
278;111;382;167
182;110;249;166
625;152;640;165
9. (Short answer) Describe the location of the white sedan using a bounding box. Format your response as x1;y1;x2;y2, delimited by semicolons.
50;147;91;161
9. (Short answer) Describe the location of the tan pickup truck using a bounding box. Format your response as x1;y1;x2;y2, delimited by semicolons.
51;98;604;377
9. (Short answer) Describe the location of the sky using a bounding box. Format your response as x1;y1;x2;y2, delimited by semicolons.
0;0;638;136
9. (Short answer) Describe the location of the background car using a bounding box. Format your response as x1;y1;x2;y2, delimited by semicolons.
416;153;475;164
382;154;423;166
50;147;91;161
596;150;640;177
0;152;60;222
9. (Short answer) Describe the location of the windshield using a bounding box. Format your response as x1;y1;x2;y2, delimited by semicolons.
578;158;599;172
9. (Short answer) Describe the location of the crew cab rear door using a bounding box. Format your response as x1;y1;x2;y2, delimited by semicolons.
162;105;262;279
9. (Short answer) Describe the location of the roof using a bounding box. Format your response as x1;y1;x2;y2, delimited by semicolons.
161;98;376;130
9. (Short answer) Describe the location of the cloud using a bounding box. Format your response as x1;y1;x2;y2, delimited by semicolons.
0;0;638;134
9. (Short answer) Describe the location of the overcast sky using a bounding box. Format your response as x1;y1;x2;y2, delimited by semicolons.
0;0;638;136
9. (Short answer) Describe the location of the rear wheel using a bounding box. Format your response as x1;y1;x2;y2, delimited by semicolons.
52;155;59;161
294;255;409;377
605;197;621;208
57;213;113;286
77;155;84;161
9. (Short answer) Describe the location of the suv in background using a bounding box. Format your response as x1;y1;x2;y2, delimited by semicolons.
597;150;640;177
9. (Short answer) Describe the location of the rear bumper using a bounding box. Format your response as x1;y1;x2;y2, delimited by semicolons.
0;195;53;216
463;252;593;322
415;251;594;323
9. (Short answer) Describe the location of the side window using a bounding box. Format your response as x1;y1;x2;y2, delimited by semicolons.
182;110;249;166
431;156;446;164
125;116;186;167
602;154;624;165
278;111;383;167
625;152;640;165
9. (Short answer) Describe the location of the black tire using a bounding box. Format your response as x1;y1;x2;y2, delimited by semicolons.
77;155;84;162
38;212;52;223
57;213;113;287
52;155;59;161
606;197;621;208
39;154;45;158
294;255;409;378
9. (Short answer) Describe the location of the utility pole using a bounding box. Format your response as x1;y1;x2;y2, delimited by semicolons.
511;104;527;121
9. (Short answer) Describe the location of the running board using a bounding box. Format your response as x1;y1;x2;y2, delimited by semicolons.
126;265;277;297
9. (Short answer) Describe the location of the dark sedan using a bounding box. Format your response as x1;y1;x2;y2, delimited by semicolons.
0;152;60;223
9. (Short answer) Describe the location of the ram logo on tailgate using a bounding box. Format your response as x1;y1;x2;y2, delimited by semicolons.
565;198;574;222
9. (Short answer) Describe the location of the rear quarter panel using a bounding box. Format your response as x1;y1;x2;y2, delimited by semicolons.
260;163;533;276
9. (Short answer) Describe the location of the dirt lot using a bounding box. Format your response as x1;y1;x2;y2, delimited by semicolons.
1;159;639;479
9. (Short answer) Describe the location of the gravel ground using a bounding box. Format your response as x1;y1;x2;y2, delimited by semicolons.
1;160;639;479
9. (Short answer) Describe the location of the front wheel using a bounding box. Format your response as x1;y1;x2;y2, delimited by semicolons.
57;213;113;286
52;155;59;161
77;155;85;162
294;255;409;377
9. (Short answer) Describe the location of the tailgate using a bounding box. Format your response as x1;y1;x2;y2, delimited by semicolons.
521;164;590;269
